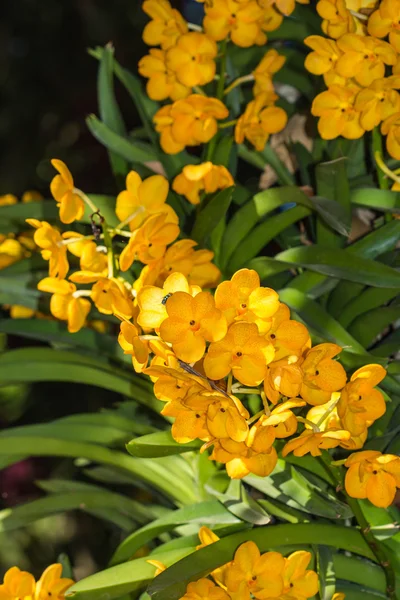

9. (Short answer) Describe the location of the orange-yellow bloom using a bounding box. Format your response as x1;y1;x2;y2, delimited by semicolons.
304;36;342;75
63;233;108;275
355;77;400;130
37;277;91;333
50;159;84;224
281;551;319;599
267;0;310;17
0;194;18;206
172;162;234;205
137;272;200;330
70;272;134;319
179;579;230;600
118;320;149;372
225;541;284;598
134;239;221;291
368;0;400;53
311;85;363;140
282;428;351;457
26;219;69;279
203;0;266;48
35;564;74;600
300;343;347;405
264;356;303;404
0;567;35;600
166;33;217;87
266;303;310;360
146;560;166;577
214;268;280;330
337;364;386;435
160;291;227;363
204;322;275;386
119;213;180;271
317;0;356;39
0;237;25;270
142;0;188;49
262;399;306;438
345;451;400;508
381;111;400;159
116;171;177;232
154;95;229;155
206;395;249;442
139;49;191;101
336;34;397;87
211;437;278;478
235;92;288;151
253;49;286;95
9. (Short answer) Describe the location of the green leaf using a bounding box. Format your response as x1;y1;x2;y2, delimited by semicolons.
0;434;196;504
148;524;377;600
318;546;336;600
338;287;399;328
110;501;240;566
245;460;352;520
0;200;58;224
0;347;161;412
333;554;386;593
191;187;234;246
335;583;387;600
68;548;194;600
0;319;127;363
315;158;351;247
86;115;158;164
127;431;201;458
275;245;400;288
98;43;128;180
348;306;400;348
351;188;400;213
278;288;366;353
228;206;310;273
207;478;271;526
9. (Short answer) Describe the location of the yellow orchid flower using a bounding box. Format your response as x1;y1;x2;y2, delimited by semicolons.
139;49;191;101
166;33;217;88
235;92;288;151
137;271;201;330
26;219;69;279
35;564;74;600
345;451;400;508
204;322;275;386
142;0;188;49
154;95;229;155
300;343;347;406
337;364;386;436
50;159;84;224
159;290;227;363
173;162;234;206
115;171;177;232
37;277;91;333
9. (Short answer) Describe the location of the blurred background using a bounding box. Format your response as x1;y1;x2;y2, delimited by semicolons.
0;0;203;197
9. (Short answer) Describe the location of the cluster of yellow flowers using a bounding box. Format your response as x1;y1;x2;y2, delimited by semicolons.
139;0;290;153
149;526;320;600
24;161;219;333
0;564;73;600
3;159;395;508
305;0;400;158
0;192;40;271
126;263;400;507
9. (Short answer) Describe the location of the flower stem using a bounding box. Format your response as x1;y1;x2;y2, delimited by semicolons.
217;38;228;100
219;119;238;129
101;221;116;279
373;131;389;190
73;188;99;213
319;454;396;599
224;74;254;96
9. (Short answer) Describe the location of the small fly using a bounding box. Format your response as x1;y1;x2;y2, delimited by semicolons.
161;293;173;305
